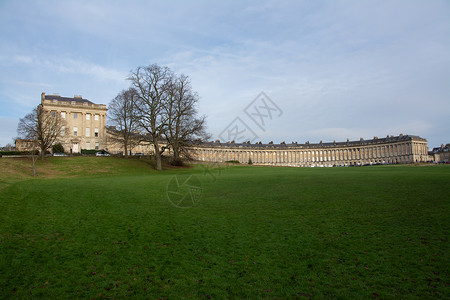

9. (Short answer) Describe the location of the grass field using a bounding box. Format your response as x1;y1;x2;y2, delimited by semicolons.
0;157;449;298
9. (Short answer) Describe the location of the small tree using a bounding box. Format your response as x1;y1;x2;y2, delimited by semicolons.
17;105;65;160
248;158;253;165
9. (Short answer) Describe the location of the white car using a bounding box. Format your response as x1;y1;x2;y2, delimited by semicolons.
96;150;111;157
53;152;68;157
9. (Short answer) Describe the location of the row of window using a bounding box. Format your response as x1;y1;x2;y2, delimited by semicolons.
61;126;99;137
60;112;101;120
85;142;100;150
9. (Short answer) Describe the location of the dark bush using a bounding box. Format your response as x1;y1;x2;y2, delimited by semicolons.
171;158;185;167
248;158;253;165
81;149;98;155
52;143;65;153
225;160;240;164
0;150;39;156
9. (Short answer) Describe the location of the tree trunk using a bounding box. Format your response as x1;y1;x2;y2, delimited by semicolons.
32;154;37;177
154;139;162;170
40;145;46;160
124;143;128;157
173;144;179;159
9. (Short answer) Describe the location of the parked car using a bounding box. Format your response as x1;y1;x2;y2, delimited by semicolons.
96;150;111;157
53;152;68;157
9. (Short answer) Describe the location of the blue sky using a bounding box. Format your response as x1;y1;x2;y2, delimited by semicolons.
0;0;449;148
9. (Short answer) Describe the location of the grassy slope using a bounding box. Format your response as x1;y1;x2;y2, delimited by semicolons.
0;158;449;298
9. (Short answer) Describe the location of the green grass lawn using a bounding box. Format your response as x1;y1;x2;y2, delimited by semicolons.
0;157;449;298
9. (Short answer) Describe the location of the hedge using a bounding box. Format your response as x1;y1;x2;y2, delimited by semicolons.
81;149;98;155
0;150;40;156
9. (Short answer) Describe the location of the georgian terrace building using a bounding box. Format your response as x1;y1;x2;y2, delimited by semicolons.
40;93;107;153
185;135;429;167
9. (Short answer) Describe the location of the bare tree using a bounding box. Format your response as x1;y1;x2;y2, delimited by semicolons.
17;105;65;159
108;88;141;157
165;74;209;159
1;143;15;151
128;64;173;170
17;105;65;175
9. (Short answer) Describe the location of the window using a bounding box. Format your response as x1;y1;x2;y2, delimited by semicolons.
86;114;90;120
95;114;99;121
61;112;66;118
95;128;99;137
61;126;65;136
73;113;78;119
86;127;90;137
73;126;78;136
86;142;91;150
51;111;56;117
95;142;99;150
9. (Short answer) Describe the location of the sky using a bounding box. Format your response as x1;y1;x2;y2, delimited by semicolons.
0;0;449;148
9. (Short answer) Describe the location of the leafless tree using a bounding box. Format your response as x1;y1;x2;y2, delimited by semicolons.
17;104;65;175
165;74;210;159
1;143;14;151
17;105;65;158
108;88;141;157
128;64;173;170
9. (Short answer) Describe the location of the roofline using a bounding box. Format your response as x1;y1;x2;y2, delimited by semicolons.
189;135;427;149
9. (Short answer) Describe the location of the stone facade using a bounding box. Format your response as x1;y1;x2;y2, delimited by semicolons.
15;139;35;151
20;93;433;166
430;144;450;163
40;93;107;153
106;127;156;155
185;135;429;167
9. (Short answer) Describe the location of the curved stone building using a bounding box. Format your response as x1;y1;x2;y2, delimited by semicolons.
185;135;429;167
18;93;430;166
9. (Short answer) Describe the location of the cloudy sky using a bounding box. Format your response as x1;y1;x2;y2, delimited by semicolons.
0;0;449;148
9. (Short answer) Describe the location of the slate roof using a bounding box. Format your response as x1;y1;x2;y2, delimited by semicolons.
191;135;426;149
45;94;94;105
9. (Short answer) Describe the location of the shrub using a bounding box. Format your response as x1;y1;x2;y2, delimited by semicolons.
171;158;185;167
0;150;39;156
248;158;253;165
52;143;65;153
225;160;240;164
81;149;98;155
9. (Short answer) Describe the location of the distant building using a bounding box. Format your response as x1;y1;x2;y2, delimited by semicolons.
186;135;430;167
429;144;450;163
15;139;34;151
40;93;107;153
